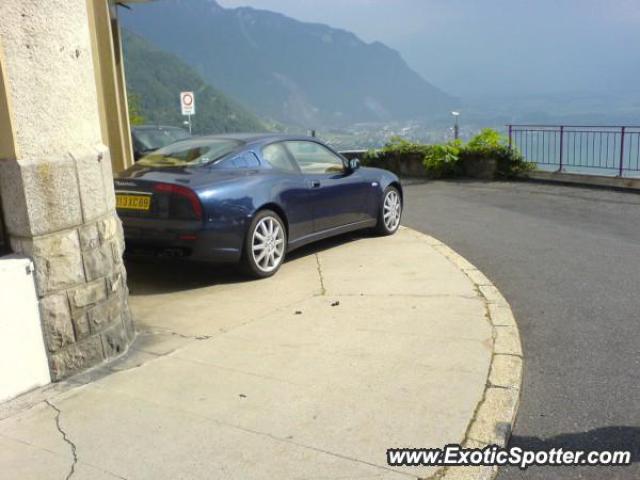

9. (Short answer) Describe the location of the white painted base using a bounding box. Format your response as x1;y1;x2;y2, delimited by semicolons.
0;255;50;403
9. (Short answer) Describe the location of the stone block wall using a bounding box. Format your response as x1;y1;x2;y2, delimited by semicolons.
3;149;134;380
11;212;133;380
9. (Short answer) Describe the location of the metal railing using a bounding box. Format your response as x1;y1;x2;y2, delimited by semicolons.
508;125;640;177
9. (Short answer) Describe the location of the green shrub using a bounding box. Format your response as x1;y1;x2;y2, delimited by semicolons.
466;128;504;150
363;129;534;179
379;136;432;157
423;140;462;178
460;129;535;178
363;136;433;172
490;145;535;178
362;149;390;169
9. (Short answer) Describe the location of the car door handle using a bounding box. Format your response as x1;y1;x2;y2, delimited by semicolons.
309;180;321;189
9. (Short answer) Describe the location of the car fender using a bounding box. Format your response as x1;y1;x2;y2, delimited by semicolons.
357;167;402;215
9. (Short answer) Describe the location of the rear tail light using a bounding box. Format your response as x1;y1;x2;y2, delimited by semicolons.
153;183;203;221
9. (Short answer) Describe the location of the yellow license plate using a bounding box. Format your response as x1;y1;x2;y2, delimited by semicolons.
116;194;151;211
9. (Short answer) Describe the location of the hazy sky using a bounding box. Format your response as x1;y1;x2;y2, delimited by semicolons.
219;0;640;98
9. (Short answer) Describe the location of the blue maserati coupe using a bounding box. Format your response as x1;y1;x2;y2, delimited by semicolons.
114;134;402;278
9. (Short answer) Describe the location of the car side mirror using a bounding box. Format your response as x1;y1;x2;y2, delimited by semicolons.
348;158;361;171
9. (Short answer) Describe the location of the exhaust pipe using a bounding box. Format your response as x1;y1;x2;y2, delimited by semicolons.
160;248;186;258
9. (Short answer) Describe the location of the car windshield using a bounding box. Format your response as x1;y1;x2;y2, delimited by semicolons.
138;139;242;167
134;128;191;152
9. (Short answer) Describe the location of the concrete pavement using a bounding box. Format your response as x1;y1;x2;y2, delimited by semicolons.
0;227;522;480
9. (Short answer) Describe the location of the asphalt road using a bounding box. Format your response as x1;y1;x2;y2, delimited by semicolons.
402;180;640;479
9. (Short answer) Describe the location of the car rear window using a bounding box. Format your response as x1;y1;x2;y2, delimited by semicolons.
133;128;190;152
138;139;242;167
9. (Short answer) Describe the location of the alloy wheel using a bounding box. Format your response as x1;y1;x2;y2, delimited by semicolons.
383;190;402;231
251;216;285;273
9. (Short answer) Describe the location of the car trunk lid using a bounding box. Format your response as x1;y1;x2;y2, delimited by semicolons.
114;166;203;222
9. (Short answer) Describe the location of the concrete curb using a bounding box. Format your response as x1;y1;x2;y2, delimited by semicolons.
403;228;523;480
523;170;640;192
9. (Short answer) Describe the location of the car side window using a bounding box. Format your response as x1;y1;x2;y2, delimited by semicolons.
262;143;298;173
230;152;260;168
285;141;345;174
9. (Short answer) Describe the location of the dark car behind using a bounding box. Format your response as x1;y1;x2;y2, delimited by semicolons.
131;125;191;160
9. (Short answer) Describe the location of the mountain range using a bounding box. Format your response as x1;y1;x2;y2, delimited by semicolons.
119;0;455;128
122;30;267;134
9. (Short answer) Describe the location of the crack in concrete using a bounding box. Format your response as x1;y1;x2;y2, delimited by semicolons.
140;329;212;341
107;296;316;375
0;433;129;480
494;352;523;359
328;293;479;300
205;418;418;479
45;400;78;480
170;355;305;387
139;293;314;343
486;382;515;390
314;254;327;295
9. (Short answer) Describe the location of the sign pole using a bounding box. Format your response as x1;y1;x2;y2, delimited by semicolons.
187;114;192;134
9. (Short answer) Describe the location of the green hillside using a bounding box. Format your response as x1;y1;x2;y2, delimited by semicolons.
122;30;268;134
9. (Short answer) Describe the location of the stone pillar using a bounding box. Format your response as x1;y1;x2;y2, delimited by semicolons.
0;0;134;380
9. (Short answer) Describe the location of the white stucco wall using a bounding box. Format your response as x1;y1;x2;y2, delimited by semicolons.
0;256;50;402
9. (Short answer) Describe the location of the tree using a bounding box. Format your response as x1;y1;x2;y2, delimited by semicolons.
127;92;145;126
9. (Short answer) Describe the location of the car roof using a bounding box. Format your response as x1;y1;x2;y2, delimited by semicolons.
132;125;189;132
192;133;324;146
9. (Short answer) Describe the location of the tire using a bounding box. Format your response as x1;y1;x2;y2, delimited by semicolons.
242;209;287;278
375;186;402;236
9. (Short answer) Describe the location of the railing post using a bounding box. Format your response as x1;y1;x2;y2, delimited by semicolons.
619;126;626;177
508;125;512;149
558;126;564;172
